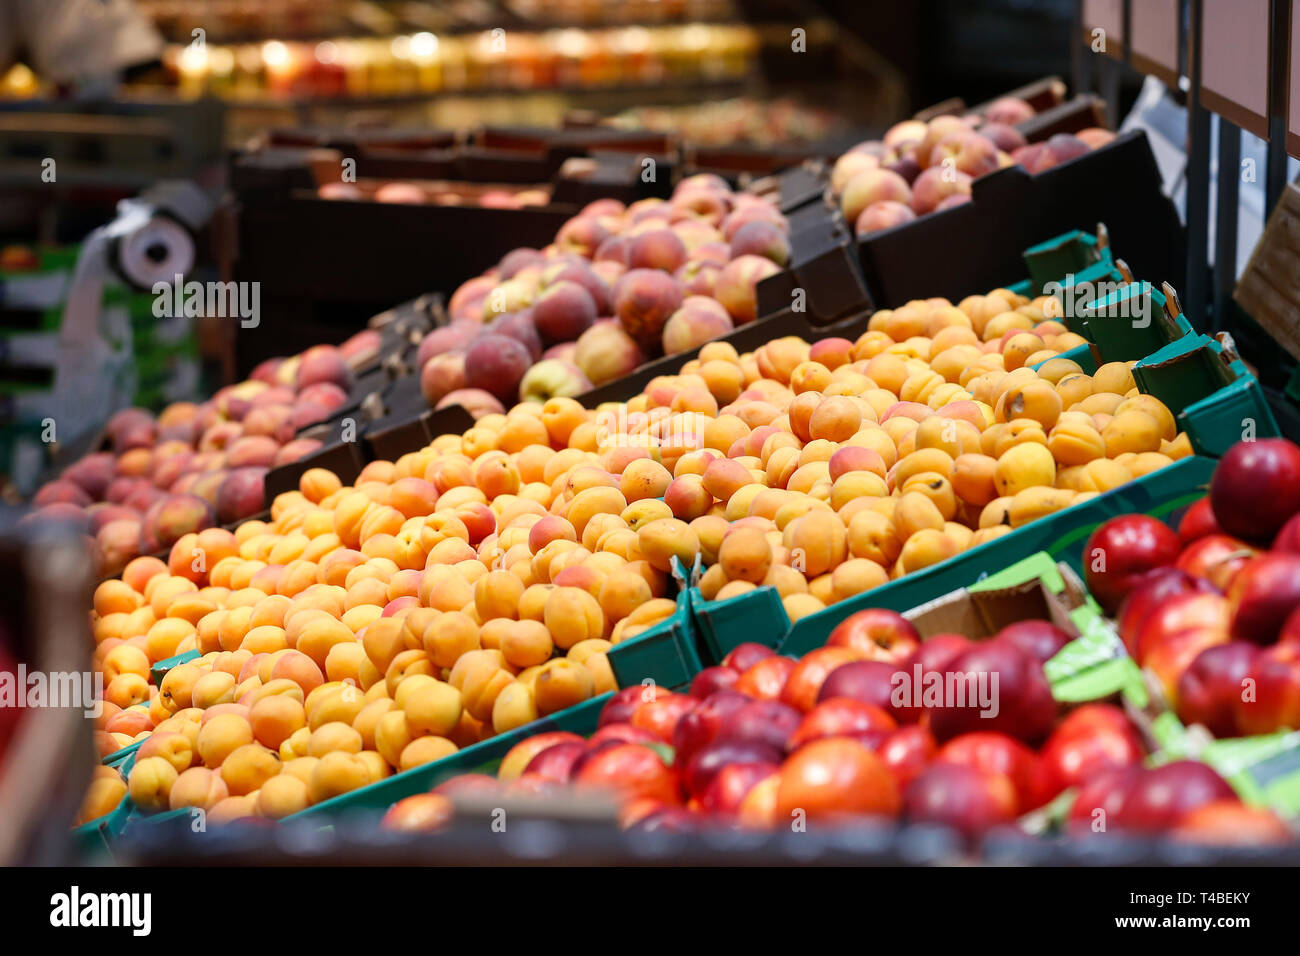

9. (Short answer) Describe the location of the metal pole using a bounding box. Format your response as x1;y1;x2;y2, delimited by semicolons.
1213;118;1241;333
1185;0;1212;328
1266;0;1291;214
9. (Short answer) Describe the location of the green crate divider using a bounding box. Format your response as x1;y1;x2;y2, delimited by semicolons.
1023;229;1108;293
694;585;789;663
699;456;1217;663
103;739;143;767
1135;335;1280;457
150;649;201;686
606;587;701;690
1076;281;1193;364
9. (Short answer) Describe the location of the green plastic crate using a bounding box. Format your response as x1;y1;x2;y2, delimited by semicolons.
1135;334;1279;457
106;590;698;839
1023;229;1110;294
1076;281;1194;364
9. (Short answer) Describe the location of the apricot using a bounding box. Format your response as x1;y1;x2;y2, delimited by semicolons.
127;756;179;812
77;775;127;824
783;510;847;577
1092;361;1136;395
1048;418;1106;465
101;643;150;684
308;751;371;804
894;491;946;541
308;721;363;757
1116;394;1177;441
404;680;463;737
782;594;826;622
544;586;606;650
1002;380;1062;430
105;673;151;709
257;772;309;819
423;611;481;668
498;618;553;669
249;694;306;750
830;558;889;602
400;735;459;772
994;442;1056;496
137;731;194;774
718;526;773;584
196;713;253;768
1008;486;1075;527
168;766;228;812
533;659;596;716
1076;458;1133;493
1102;409;1162;455
898;528;961;574
220;743;282;795
637;518;701;572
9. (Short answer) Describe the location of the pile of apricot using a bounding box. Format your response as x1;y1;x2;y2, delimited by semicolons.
77;283;1186;825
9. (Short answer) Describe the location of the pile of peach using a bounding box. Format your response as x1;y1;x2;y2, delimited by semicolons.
420;175;790;413
831;96;1115;236
78;282;1186;825
30;335;378;577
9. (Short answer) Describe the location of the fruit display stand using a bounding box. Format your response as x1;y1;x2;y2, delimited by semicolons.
690;337;1272;668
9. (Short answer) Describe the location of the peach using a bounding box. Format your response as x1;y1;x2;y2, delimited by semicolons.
418;351;465;408
855;200;917;235
574;321;646;387
128;756;179;812
911;166;973;214
714;255;781;325
841;168;912;223
613;269;685;350
215;467;267;525
628;227;689;272
662;297;734;355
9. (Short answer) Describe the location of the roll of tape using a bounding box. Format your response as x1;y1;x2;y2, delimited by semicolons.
113;214;195;290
